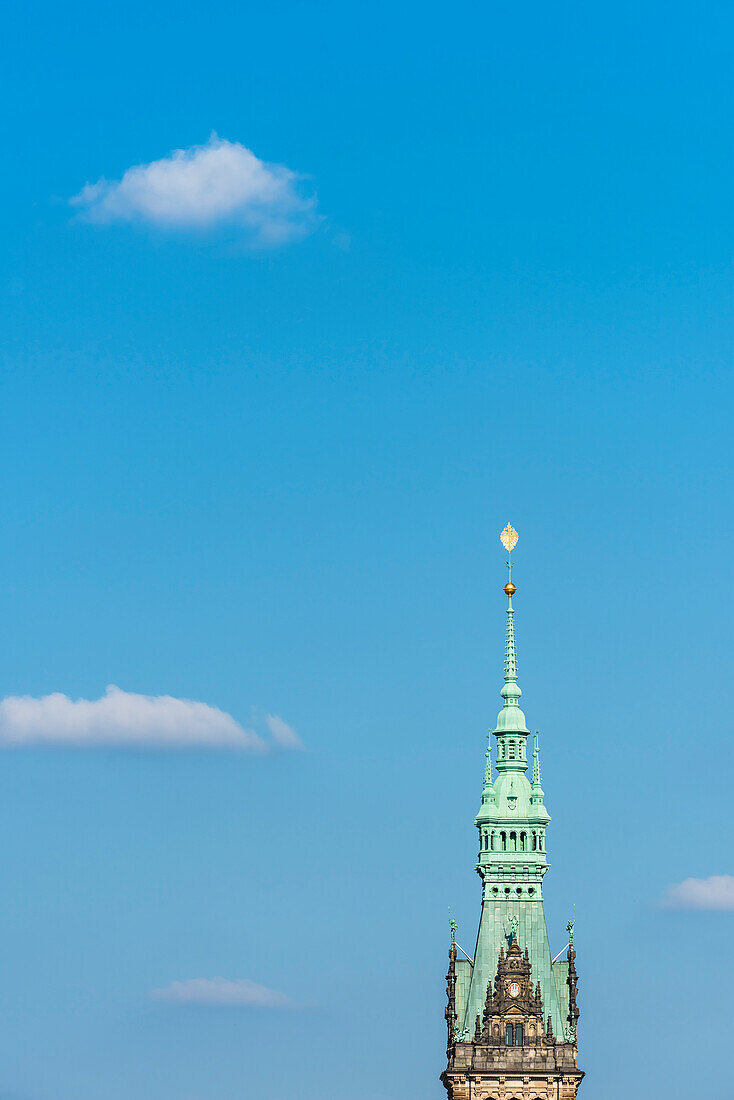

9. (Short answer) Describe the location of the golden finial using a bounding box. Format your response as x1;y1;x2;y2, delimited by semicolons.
500;524;518;594
500;524;518;554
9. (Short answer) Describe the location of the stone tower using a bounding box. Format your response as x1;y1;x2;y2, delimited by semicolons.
441;526;584;1100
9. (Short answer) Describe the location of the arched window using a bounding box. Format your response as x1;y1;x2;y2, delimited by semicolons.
501;831;507;851
520;832;526;851
514;1023;523;1046
509;831;517;852
508;740;516;759
532;832;537;851
506;1023;514;1046
490;831;496;851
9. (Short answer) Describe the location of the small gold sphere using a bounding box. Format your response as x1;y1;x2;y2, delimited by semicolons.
504;581;516;596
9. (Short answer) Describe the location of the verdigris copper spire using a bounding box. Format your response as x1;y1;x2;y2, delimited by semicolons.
496;524;528;737
441;527;584;1099
480;731;495;807
502;522;518;680
462;527;563;1040
531;731;544;805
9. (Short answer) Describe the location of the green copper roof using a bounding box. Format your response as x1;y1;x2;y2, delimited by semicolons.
461;540;565;1038
530;731;545;805
494;596;529;734
479;733;495;808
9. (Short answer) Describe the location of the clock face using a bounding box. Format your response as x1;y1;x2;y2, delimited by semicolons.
508;981;521;998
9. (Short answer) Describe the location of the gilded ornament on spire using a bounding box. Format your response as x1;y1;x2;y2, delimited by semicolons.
500;523;518;554
500;524;518;594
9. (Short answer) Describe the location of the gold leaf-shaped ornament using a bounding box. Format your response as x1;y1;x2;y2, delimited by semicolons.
500;523;518;553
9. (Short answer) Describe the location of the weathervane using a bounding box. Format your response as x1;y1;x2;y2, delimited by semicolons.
500;523;518;596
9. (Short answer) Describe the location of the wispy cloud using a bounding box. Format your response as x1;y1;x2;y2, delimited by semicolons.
149;977;302;1008
0;686;301;751
661;875;734;911
265;713;303;749
70;134;319;245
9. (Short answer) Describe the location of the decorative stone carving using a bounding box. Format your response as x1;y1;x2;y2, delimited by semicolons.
441;937;584;1100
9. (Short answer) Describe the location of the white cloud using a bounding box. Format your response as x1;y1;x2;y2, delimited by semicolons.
661;875;734;911
71;134;319;245
265;713;303;749
0;686;301;751
149;977;301;1008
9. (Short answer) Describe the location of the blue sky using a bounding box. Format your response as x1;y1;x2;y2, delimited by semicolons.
1;1;734;1097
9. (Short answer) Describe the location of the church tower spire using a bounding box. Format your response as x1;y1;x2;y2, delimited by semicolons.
531;732;545;805
498;523;524;730
441;527;584;1100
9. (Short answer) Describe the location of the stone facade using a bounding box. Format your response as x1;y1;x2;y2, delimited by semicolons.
442;937;583;1100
